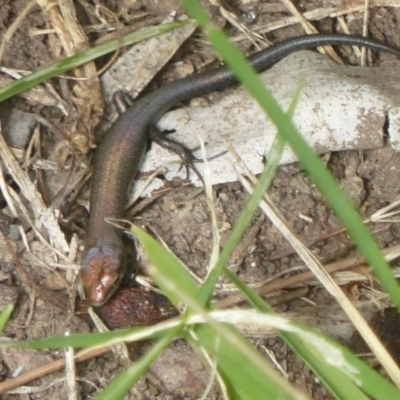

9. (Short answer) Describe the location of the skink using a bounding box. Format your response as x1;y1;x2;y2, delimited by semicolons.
80;33;400;306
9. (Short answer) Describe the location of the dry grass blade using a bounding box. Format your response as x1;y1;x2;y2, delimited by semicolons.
199;138;221;275
35;0;103;152
369;200;400;223
64;342;78;400
0;123;69;255
361;0;371;65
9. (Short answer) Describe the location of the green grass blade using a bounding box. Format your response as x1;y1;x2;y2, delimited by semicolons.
0;323;176;350
0;305;13;335
0;20;191;102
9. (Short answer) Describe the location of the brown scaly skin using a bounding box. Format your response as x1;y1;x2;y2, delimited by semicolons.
80;244;125;305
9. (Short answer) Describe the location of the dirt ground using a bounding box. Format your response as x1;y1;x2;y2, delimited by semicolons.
1;0;400;399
